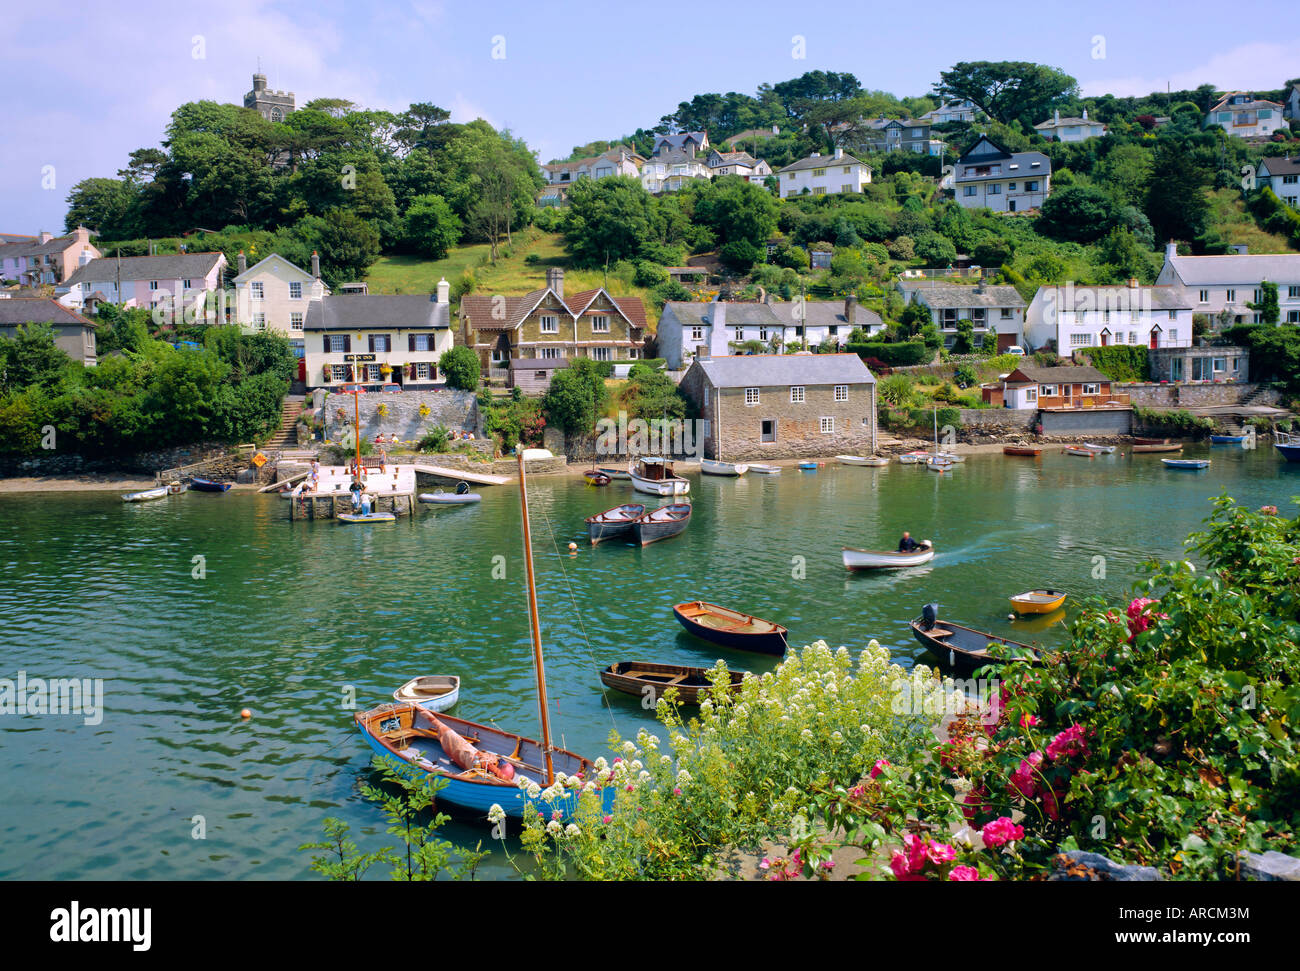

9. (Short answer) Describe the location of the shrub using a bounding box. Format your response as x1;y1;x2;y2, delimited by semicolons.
1073;345;1150;382
418;426;451;453
439;346;481;391
846;341;929;367
953;364;979;389
878;373;915;407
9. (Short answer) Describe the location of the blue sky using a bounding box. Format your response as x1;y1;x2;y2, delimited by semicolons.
1;0;1295;234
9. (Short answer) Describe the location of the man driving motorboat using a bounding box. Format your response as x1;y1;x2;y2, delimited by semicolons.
898;531;920;552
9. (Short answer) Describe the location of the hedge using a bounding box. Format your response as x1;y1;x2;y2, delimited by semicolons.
880;405;963;432
1073;345;1150;383
846;341;930;367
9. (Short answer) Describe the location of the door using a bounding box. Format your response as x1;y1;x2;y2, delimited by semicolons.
1008;199;1016;213
761;419;777;443
1150;326;1160;349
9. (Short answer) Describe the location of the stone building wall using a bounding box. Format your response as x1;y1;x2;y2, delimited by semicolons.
712;383;876;461
321;389;480;443
0;442;232;478
1123;382;1278;408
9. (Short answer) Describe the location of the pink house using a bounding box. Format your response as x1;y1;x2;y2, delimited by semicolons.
0;227;100;286
57;252;228;318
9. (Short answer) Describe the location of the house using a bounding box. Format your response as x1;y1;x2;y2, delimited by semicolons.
304;282;454;391
1148;344;1249;383
994;364;1129;411
1255;156;1300;208
58;252;228;319
777;148;871;198
897;280;1027;351
0;296;97;366
658;296;883;368
231;252;329;359
1286;84;1300;121
1155;242;1300;324
244;72;294;122
678;353;877;461
861;118;934;154
457;268;646;390
1204;93;1285;139
640;135;714;193
1024;282;1194;358
0;227;100;286
706;149;772;180
1033;108;1107;142
652;132;709;158
953;135;1050;212
541;147;643;186
922;100;979;125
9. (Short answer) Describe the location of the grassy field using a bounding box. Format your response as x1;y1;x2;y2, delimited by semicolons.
365;228;663;328
1207;188;1297;254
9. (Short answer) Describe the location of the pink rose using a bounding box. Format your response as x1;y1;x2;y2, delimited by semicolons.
926;841;956;866
1046;724;1089;762
949;865;981;881
870;759;891;779
980;817;1025;848
1009;751;1044;799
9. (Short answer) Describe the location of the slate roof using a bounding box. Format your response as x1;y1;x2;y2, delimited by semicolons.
0;232;90;259
0;297;96;328
662;301;783;329
63;252;225;286
694;353;875;388
1006;364;1109;384
459;289;646;332
1163;253;1300;286
654;132;707;151
767;301;884;330
779;152;867;173
1258;156;1300;177
1036;284;1192;311
899;282;1026;308
304;294;451;331
1209;93;1284;113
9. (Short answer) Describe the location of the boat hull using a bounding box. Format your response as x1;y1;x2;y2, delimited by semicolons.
122;487;168;502
1010;589;1067;614
393;676;461;713
909;618;1041;673
1162;459;1210;469
583;471;612;486
585;503;646;545
597;468;632;480
630;473;690;496
419;493;481;504
842;545;934;570
1275;443;1300;463
748;464;781;474
339;512;397;523
600;662;746;705
1003;446;1041;456
701;459;748;476
673;601;788;656
1210;435;1245;444
632;503;692;545
190;478;232;492
1131;443;1182;454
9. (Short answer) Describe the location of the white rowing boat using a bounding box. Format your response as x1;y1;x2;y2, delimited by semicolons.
122;487;168;503
393;675;461;713
701;458;749;477
748;464;782;474
842;541;935;570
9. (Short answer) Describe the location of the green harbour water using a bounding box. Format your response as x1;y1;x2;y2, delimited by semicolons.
1;444;1295;880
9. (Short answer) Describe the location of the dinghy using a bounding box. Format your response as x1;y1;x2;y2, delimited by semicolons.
630;457;690;496
393;675;461;713
1003;443;1041;457
122;486;169;503
701;458;749;476
166;481;187;495
798;461;819;471
1274;428;1300;463
600;661;747;705
748;464;782;474
190;477;232;492
585;502;646;545
597;467;632;480
1063;446;1096;458
583;470;612;486
631;502;692;545
1131;443;1182;454
1009;589;1067;615
339;511;397;523
1162;458;1210;469
910;603;1043;673
1210;435;1246;444
898;451;930;464
419;481;481;504
1081;443;1115;454
842;541;934;570
672;601;788;656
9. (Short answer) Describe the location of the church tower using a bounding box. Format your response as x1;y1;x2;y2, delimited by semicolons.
243;72;295;122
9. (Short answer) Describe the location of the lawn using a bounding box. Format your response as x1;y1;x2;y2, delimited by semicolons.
1206;188;1297;255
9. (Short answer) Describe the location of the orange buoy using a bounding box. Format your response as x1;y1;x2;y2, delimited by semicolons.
240;708;252;719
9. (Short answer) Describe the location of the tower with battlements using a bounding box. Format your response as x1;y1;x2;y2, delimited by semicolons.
243;73;295;122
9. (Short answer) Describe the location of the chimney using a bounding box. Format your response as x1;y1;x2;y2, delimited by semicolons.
311;250;320;279
834;147;844;160
1082;108;1088;120
546;267;564;298
39;231;53;243
238;251;247;274
1164;240;1178;262
1127;277;1139;288
1054;109;1060;126
436;277;450;303
845;294;858;325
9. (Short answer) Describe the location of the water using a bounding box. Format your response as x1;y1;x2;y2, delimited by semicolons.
0;444;1294;879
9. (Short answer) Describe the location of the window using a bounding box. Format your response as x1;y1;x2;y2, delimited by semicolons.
290;312;303;331
842;184;854;193
1007;182;1016;191
812;168;826;177
1168;310;1177;319
1040;384;1058;396
535;371;548;380
691;326;703;341
987;183;1001;195
591;315;609;333
250;282;263;299
183;279;193;290
326;335;347;353
1254;288;1264;303
365;364;380;382
253;313;266;329
149;280;159;291
331;364;346;381
539;347;562;359
1083;383;1100;395
411;334;431;352
790;386;805;403
1024;387;1037;403
416;362;432;380
843;166;851;173
734;328;744;342
745;387;760;406
371;335;391;352
759;327;768;341
1129;332;1137;344
1225;289;1236;302
812;187;826;195
761;419;776;443
1212;357;1227;373
1069;334;1091;347
1169;329;1178;342
1284;175;1299;185
1024;180;1039;191
963;186;977;197
1001;308;1012;318
820;417;834;434
591;347;612;361
1199;290;1209;303
289;282;302;299
1290;287;1300;299
834;385;848;402
540;315;558;333
1289;311;1300;323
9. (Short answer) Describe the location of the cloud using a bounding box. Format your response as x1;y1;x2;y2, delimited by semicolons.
1081;40;1300;98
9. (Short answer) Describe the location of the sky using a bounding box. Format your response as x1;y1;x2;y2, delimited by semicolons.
1;0;1296;234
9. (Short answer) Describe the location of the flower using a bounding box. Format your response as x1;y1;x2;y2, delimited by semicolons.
925;841;956;865
602;815;612;824
949;865;981;881
1009;752;1044;799
962;786;991;823
487;804;505;825
545;820;561;836
673;787;682;796
980;817;1025;849
869;759;891;779
759;858;771;871
565;823;581;838
1019;714;1039;728
1046;724;1090;762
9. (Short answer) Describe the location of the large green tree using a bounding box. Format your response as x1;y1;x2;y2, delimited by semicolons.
936;61;1078;127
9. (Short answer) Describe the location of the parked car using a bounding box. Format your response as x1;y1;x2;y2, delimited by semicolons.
1006;345;1026;356
378;384;402;392
336;385;367;394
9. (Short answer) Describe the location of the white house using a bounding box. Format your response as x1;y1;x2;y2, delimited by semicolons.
231;251;329;359
922;100;978;125
304;280;454;391
1033;108;1107;142
1025;283;1194;358
777;148;871;199
1156;242;1300;324
897;280;1026;351
1204;93;1285;139
706;149;772;180
952;135;1050;213
541;147;643;186
1256;156;1300;208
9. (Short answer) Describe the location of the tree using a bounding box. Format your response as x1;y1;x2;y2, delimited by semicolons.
0;323;73;392
1146;143;1209;243
439;346;480;391
404;194;461;259
952;319;976;354
1247;281;1280;325
1035;185;1121;242
288;209;381;289
63;178;140;238
935;61;1079;127
1094;227;1156;284
542;359;607;435
561;176;658;269
1097;143;1154;209
690;176;779;249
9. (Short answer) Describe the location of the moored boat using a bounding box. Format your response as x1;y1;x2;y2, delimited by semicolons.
701;458;749;476
631;502;692;545
748;463;782;474
166;481;187;495
1003;443;1041;457
837;455;888;467
122;486;169;503
597;467;632;480
910;603;1043;672
798;461;819;471
898;450;930;464
1009;589;1067;615
672;601;789;656
1210;434;1246;444
339;511;397;523
842;541;934;570
600;661;747;705
630;457;690;496
927;456;954;471
1082;443;1115;453
1275;429;1300;463
583;470;612;486
190;477;232;492
585;502;646;545
1162;458;1210;469
1063;446;1096;458
1131;443;1183;454
393;675;461;713
419;481;481;504
1133;436;1170;445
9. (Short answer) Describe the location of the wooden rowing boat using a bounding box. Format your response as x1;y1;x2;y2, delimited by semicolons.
898;451;930;464
1133;437;1170;445
701;458;749;476
393;675;461;713
798;461;819;471
748;464;782;474
583;470;612;486
1009;589;1067;614
597;467;632;480
190;477;232;492
1162;458;1210;469
1082;443;1115;453
585;502;646;545
1131;443;1182;454
1210;435;1246;444
122;487;168;502
672;601;788;655
632;502;692;545
339;511;397;523
600;661;747;705
910;606;1043;672
837;455;888;467
1003;444;1041;456
842;541;934;570
1064;446;1096;458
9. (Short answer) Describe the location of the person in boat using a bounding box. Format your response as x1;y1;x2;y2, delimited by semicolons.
360;491;375;516
350;479;362;509
898;532;920;553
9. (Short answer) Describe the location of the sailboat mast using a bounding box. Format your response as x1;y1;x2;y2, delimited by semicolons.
516;451;556;784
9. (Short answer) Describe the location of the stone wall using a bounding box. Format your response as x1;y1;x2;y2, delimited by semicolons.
321;389;480;444
709;384;877;461
0;442;232;479
956;408;1037;439
1040;409;1132;436
1122;382;1278;408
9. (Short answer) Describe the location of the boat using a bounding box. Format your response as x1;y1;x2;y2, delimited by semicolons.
1162;458;1211;470
701;458;749;477
1009;589;1067;615
629;456;690;496
339;511;397;523
1133;436;1171;445
597;467;632;480
419;481;481;504
1003;443;1041;457
631;502;692;546
749;464;782;474
898;451;930;464
672;601;789;656
583;470;612;486
1131;443;1183;454
925;408;965;469
393;675;461;713
600;661;747;705
165;481;187;495
837;455;888;467
842;541;934;571
910;604;1043;673
122;486;169;503
1210;435;1246;444
927;457;954;472
1081;443;1115;454
354;450;609;822
798;461;819;471
1063;446;1096;458
1275;428;1300;463
190;477;232;492
584;502;646;545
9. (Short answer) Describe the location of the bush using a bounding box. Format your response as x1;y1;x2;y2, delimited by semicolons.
878;373;915;407
846;341;929;367
953;364;979;389
439;346;480;391
1133;406;1215;435
1073;345;1150;382
632;261;669;288
418;426;451;453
